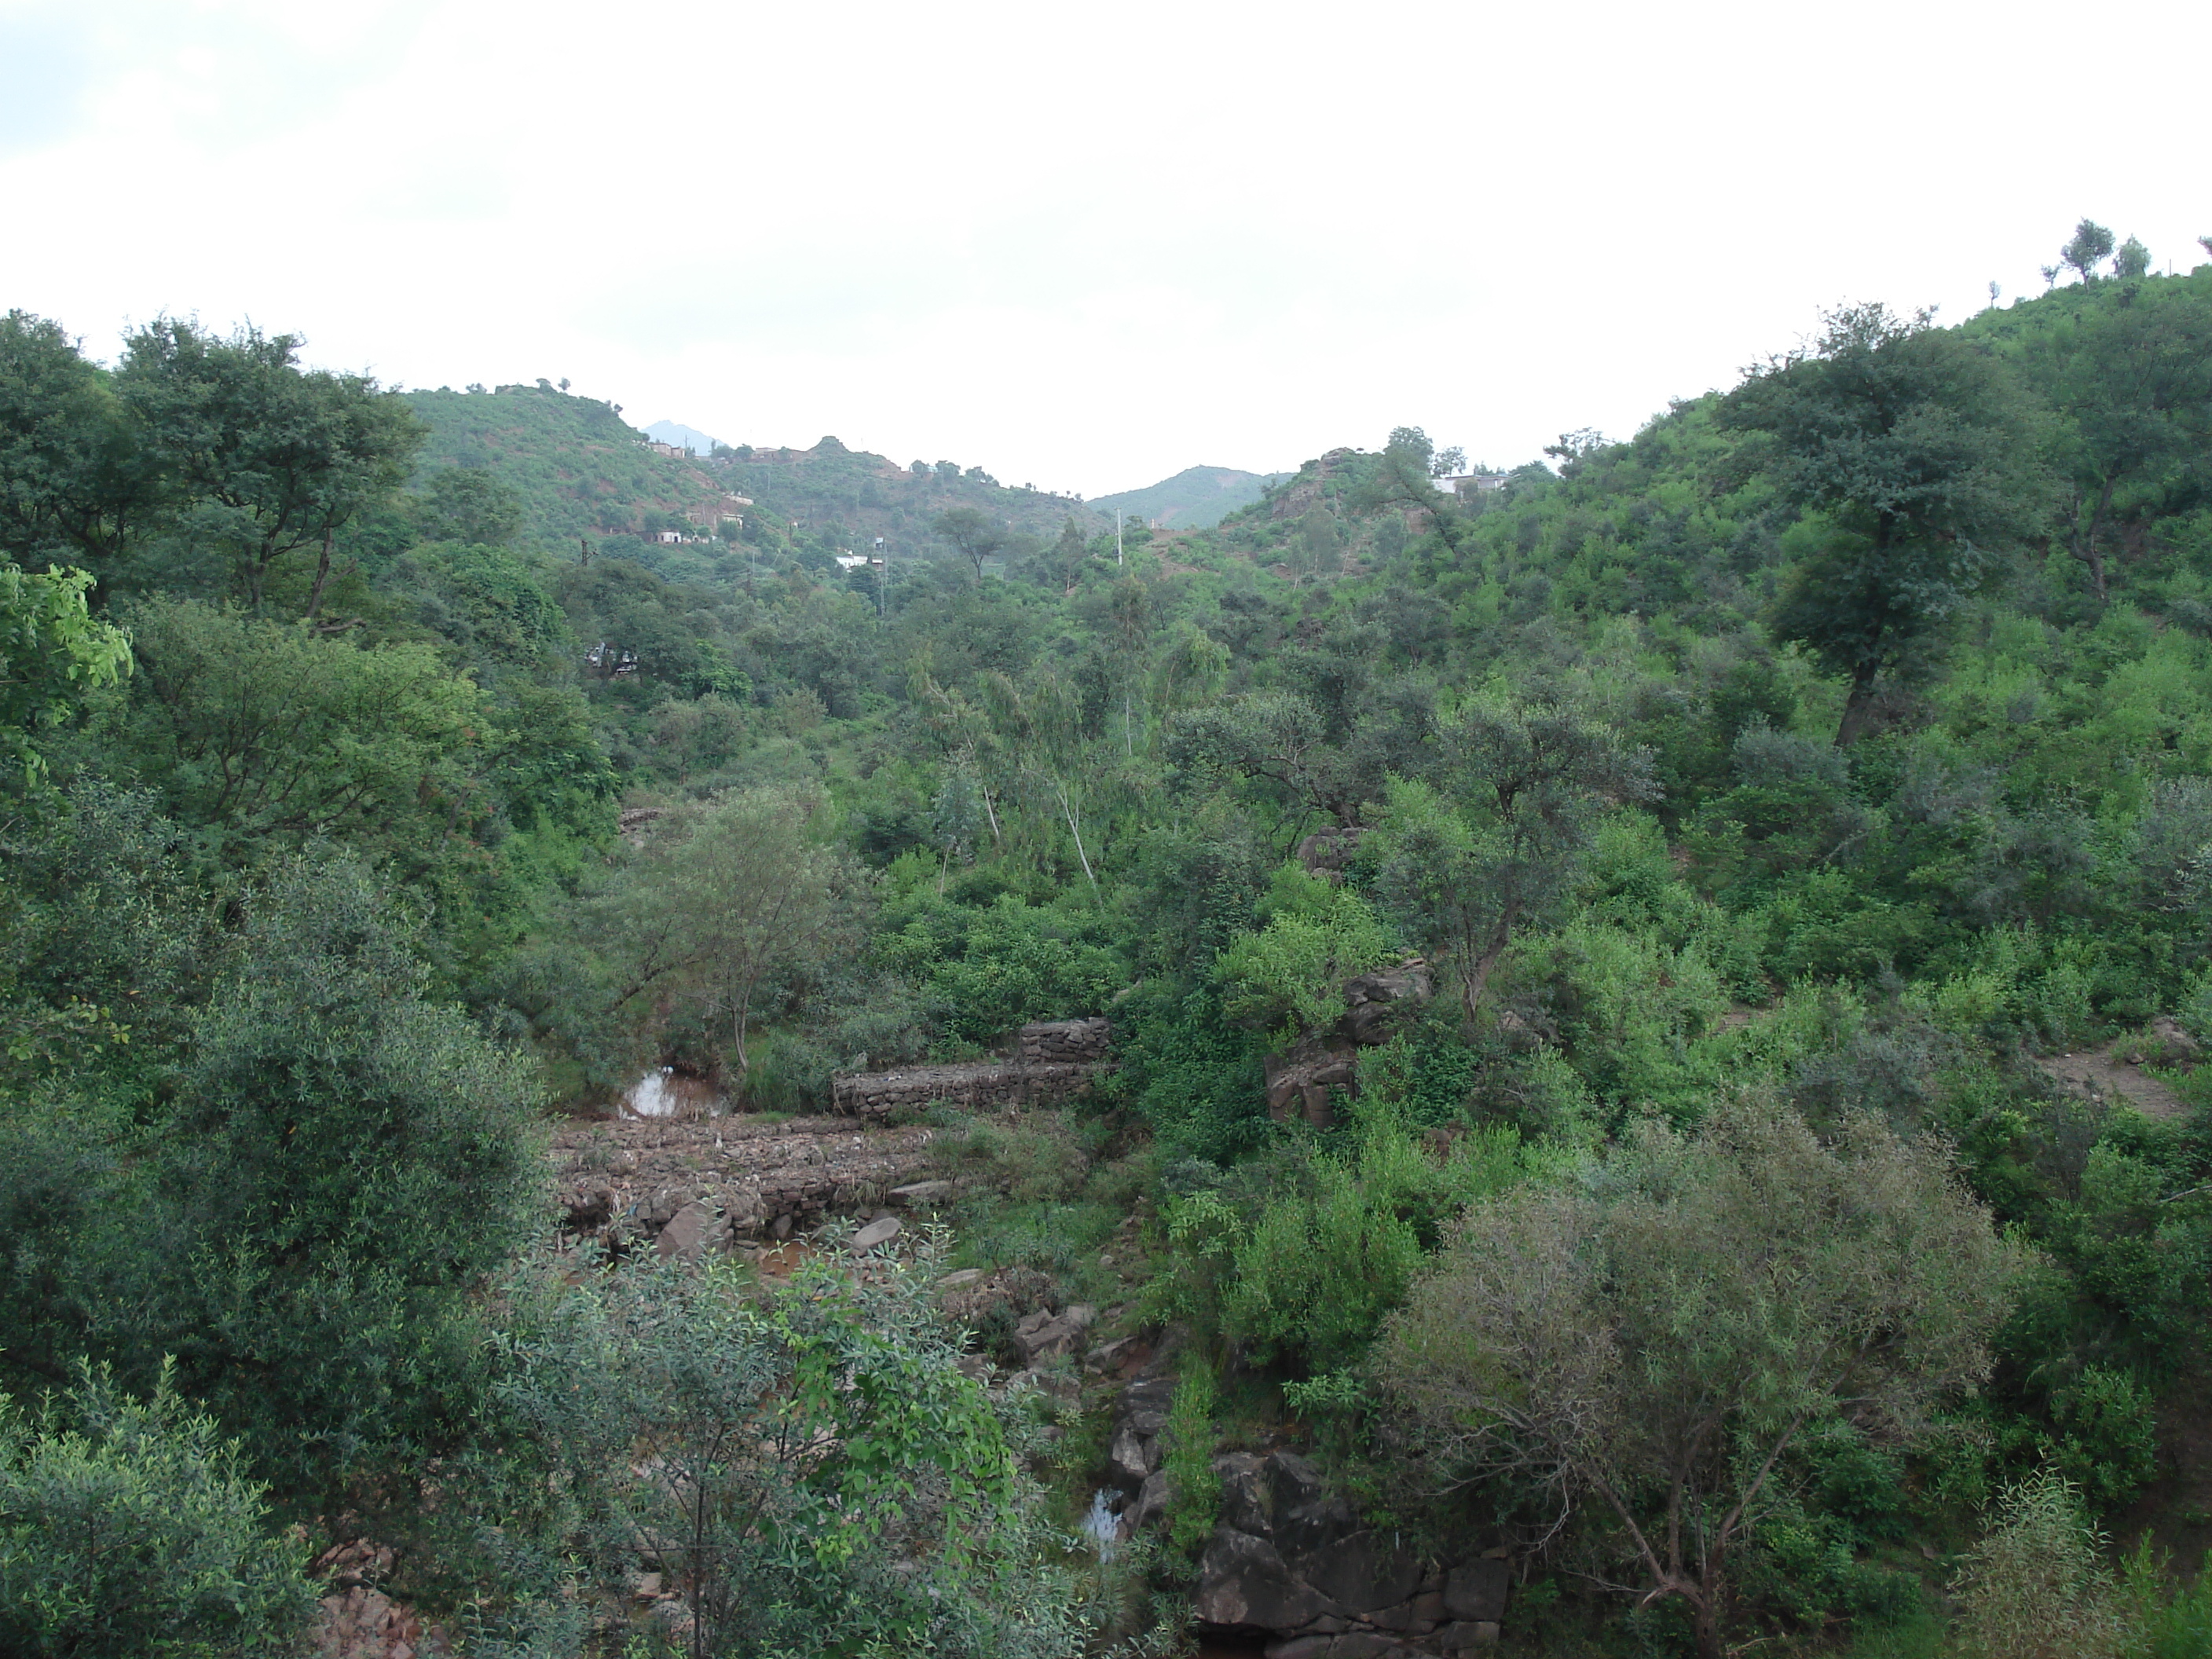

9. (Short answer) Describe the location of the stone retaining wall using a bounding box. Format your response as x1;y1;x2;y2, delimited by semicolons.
831;1058;1100;1119
830;1020;1113;1119
1019;1017;1114;1064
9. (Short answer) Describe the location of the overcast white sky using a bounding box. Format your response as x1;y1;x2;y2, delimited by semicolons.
3;0;2207;498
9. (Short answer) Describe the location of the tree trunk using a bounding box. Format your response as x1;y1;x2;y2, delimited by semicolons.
1459;907;1517;1020
305;530;335;620
731;988;753;1080
2078;474;2115;602
1690;1591;1723;1659
1050;780;1098;895
1833;661;1882;746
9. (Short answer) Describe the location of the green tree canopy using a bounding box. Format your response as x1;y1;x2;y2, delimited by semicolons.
0;313;156;574
933;506;1009;584
1369;701;1656;1017
116;320;423;613
1380;1100;2022;1659
1723;302;2053;742
0;562;130;786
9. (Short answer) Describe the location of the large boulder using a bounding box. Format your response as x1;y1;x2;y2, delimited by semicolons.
1108;1375;1177;1492
1196;1530;1335;1629
1265;1042;1360;1127
1295;826;1368;882
654;1199;715;1261
1194;1449;1510;1654
1339;960;1433;1046
1013;1302;1096;1364
1441;1562;1509;1624
2124;1015;2204;1068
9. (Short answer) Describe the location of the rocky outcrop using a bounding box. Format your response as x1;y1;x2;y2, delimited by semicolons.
938;1264;1060;1329
1295;826;1368;882
1105;1373;1178;1538
1195;1451;1509;1657
1266;1041;1361;1128
2122;1015;2203;1068
1339;960;1432;1046
311;1539;448;1659
1013;1302;1097;1364
1262;960;1432;1126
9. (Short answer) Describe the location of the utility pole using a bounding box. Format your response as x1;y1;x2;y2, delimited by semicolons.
1116;510;1123;567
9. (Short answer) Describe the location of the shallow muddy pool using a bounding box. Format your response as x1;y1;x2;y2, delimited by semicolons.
620;1068;724;1119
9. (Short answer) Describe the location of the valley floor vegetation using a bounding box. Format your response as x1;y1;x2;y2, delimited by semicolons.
4;218;2212;1657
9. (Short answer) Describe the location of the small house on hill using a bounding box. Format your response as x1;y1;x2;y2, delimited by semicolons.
1437;472;1508;502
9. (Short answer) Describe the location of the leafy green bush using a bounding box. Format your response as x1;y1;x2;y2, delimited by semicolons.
1115;982;1268;1164
1225;1123;1521;1372
876;890;1126;1046
492;1251;1102;1659
0;1361;314;1658
1161;1361;1221;1558
1215;863;1397;1044
1949;1470;2122;1659
141;857;544;1488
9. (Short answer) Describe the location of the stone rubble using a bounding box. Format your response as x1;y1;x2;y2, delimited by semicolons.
552;1114;942;1251
309;1539;448;1659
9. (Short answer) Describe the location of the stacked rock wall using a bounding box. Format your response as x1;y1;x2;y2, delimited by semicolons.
831;1058;1100;1119
553;1116;943;1251
831;1020;1113;1119
1019;1017;1114;1064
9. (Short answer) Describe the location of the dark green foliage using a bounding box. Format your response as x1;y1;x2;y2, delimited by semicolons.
0;1361;315;1658
1723;302;2055;742
0;561;130;787
112;320;425;612
0;313;159;572
489;1252;1100;1659
874;886;1126;1047
1113;981;1267;1163
134;859;542;1487
8;250;2212;1651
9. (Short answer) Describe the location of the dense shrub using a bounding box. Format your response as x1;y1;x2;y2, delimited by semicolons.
0;1362;314;1658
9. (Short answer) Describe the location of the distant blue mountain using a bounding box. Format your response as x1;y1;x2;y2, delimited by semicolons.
1090;465;1289;529
645;419;725;455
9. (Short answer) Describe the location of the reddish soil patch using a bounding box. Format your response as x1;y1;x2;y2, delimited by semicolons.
2036;1044;2188;1121
752;1240;818;1278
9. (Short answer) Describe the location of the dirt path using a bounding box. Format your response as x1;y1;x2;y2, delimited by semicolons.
2035;1043;2189;1121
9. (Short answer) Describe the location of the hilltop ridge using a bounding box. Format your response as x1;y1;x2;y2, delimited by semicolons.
1091;464;1291;529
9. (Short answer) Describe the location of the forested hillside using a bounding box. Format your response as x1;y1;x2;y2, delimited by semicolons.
411;381;1108;586
4;223;2212;1659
